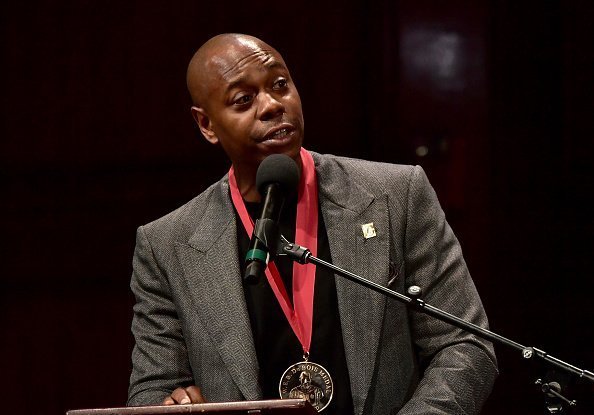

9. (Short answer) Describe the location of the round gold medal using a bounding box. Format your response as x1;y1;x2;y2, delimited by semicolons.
279;361;334;412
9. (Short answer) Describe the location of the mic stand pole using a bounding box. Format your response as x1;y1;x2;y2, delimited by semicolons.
279;238;594;413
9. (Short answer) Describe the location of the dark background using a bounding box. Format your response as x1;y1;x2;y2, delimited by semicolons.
2;1;593;414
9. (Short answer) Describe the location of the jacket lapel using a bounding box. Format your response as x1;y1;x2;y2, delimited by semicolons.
176;177;262;400
314;153;390;415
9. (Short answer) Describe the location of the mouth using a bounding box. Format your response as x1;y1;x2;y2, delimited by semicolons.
260;125;296;143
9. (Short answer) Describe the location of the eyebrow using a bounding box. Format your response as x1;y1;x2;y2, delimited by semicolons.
224;60;288;93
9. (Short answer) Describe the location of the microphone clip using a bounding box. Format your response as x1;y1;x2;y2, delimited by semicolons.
278;235;311;264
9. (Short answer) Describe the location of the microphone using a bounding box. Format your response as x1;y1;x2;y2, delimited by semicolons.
244;154;300;284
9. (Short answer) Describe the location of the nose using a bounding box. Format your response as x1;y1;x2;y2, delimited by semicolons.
257;92;285;121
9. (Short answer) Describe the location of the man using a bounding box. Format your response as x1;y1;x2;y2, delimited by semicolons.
289;372;324;409
128;33;497;414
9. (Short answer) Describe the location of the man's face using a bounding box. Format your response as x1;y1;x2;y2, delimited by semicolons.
193;38;304;171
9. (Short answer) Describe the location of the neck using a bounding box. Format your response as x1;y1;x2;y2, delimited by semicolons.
232;153;304;203
232;164;260;202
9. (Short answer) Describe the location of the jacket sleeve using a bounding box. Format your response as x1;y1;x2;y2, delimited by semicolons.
396;166;498;414
127;225;194;406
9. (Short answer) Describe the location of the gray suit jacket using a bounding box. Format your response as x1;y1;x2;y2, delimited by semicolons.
128;152;497;414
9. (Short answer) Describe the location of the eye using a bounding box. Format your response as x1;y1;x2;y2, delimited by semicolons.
233;94;253;106
273;78;288;90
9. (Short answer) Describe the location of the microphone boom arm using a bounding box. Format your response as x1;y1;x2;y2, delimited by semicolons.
279;237;594;386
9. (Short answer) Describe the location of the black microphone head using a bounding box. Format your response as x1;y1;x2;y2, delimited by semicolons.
256;154;300;196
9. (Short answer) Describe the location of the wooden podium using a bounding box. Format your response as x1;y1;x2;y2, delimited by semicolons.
66;399;316;415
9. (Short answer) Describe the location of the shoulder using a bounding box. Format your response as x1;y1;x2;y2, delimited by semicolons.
138;176;229;243
311;151;429;198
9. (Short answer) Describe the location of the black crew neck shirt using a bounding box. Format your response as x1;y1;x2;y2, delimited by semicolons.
237;198;354;415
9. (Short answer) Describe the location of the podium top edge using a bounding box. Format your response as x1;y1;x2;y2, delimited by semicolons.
67;399;315;415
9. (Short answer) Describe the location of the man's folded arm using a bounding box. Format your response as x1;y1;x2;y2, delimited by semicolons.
396;166;498;414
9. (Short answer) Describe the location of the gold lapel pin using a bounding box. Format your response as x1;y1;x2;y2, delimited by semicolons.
361;222;377;239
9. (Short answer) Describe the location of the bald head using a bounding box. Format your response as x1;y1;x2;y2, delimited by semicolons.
186;33;284;109
185;33;304;197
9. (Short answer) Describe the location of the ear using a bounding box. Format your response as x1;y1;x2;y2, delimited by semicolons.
191;106;219;145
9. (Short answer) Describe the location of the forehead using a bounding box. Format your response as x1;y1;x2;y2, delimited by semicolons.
207;38;288;85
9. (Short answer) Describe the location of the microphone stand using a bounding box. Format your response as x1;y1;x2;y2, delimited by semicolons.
278;237;594;413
